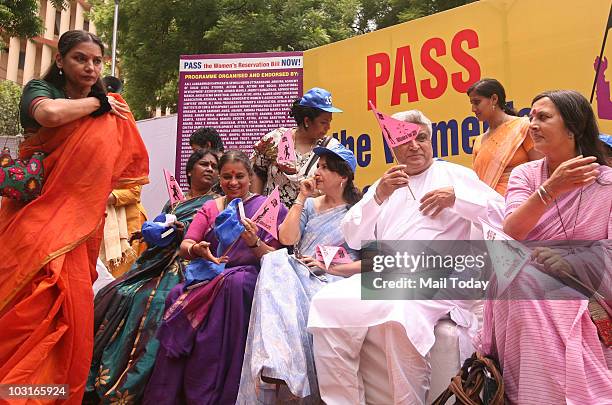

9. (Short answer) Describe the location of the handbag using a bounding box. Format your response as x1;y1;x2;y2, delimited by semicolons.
0;146;45;202
431;352;504;405
589;295;612;347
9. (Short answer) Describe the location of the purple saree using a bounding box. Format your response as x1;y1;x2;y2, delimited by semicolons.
143;195;287;404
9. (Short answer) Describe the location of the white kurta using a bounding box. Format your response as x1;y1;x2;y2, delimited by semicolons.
307;160;504;404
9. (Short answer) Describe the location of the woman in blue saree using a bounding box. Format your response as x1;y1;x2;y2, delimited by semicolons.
237;144;362;404
144;150;288;404
85;149;220;404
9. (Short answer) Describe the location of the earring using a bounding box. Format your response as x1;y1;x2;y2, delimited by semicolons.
491;104;495;111
340;181;344;189
59;68;63;76
304;124;309;129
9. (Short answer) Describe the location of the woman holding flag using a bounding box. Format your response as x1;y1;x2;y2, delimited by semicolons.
251;87;342;207
144;150;288;405
84;149;219;404
238;143;362;403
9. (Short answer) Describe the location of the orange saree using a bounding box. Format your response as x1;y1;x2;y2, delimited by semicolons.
0;95;148;404
472;116;532;195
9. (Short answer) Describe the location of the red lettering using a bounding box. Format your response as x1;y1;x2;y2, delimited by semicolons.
366;53;391;109
420;37;448;100
391;46;419;106
451;29;481;92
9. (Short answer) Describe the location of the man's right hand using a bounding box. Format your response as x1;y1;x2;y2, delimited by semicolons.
375;165;410;203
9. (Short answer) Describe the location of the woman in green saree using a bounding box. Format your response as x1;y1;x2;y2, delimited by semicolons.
84;149;219;404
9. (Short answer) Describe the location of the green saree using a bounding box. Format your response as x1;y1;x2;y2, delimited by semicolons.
84;194;214;404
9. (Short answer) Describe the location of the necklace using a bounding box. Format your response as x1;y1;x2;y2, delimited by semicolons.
545;159;583;241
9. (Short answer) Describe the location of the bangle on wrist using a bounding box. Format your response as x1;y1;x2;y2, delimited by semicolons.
294;198;305;207
536;186;551;206
187;243;196;258
540;184;553;201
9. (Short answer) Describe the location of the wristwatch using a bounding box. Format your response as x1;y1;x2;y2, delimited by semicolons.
248;236;261;248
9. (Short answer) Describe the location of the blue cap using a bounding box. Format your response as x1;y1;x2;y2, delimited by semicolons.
313;143;357;172
600;133;612;148
299;87;343;113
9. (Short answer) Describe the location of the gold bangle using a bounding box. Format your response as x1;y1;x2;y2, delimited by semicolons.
540;185;553;201
536;188;549;206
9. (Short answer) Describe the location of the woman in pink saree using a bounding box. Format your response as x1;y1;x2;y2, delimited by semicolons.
482;90;611;403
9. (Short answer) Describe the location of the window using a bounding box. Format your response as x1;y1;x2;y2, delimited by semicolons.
54;10;61;36
18;50;25;70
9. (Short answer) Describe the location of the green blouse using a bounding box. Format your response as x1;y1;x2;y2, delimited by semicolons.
20;79;66;132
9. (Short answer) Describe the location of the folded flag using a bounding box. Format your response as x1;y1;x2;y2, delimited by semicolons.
315;245;353;270
215;197;246;257
184;258;226;288
141;213;178;247
479;217;530;295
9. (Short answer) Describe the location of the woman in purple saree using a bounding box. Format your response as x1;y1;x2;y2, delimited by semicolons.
144;151;287;404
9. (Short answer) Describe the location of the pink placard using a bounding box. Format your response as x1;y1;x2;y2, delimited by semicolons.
276;129;296;166
163;168;186;205
369;100;420;148
251;186;281;240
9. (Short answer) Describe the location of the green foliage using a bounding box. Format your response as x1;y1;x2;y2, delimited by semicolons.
90;0;360;119
0;0;67;42
355;0;477;33
0;80;22;136
90;0;477;119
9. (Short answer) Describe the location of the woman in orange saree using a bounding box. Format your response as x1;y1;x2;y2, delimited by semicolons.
0;30;148;404
468;78;542;195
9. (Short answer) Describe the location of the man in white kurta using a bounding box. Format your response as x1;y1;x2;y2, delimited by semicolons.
307;110;504;405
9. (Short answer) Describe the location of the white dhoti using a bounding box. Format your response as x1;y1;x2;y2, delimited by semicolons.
308;274;480;404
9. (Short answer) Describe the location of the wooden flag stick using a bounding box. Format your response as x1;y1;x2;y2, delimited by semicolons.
390;148;416;200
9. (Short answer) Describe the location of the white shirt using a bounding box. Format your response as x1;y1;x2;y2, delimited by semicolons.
342;159;504;247
309;160;505;360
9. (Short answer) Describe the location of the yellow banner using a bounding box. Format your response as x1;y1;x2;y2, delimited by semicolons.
303;0;612;188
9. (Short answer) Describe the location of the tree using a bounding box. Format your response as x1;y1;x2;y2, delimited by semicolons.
0;80;22;136
90;0;476;119
0;0;67;42
355;0;477;33
89;0;360;119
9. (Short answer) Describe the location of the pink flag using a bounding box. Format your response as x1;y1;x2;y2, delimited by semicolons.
369;100;420;148
163;168;186;205
276;129;296;166
315;245;353;270
251;186;281;240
